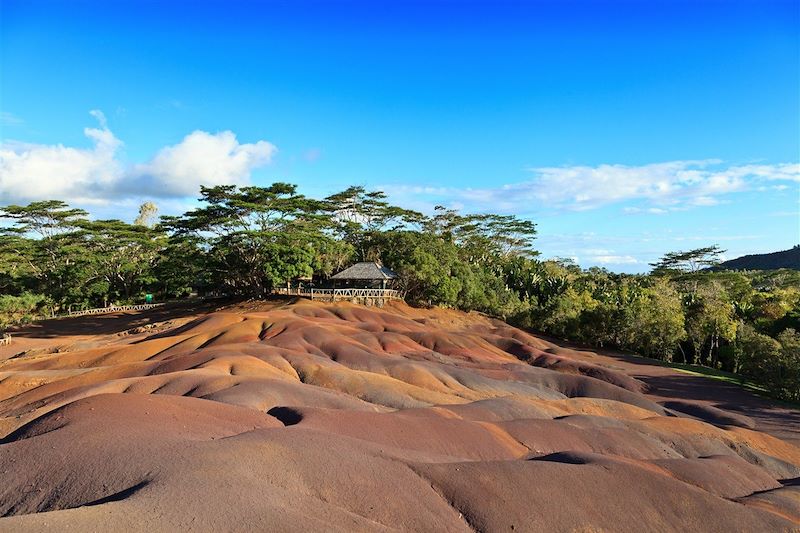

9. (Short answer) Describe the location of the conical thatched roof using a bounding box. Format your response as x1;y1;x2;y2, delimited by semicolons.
330;262;397;280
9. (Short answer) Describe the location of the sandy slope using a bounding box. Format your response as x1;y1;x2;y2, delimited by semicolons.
0;299;797;532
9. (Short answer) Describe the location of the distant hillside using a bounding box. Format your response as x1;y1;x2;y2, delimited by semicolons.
717;246;800;271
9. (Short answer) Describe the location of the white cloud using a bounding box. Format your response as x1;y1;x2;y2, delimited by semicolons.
386;160;798;215
728;163;800;183
535;230;772;273
582;248;612;256
133;130;276;196
0;111;276;204
487;160;756;210
591;255;640;265
623;206;671;215
572;246;642;265
0;110;122;204
688;196;720;207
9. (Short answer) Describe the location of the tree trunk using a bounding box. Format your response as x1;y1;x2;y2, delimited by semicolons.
677;343;687;364
708;334;716;367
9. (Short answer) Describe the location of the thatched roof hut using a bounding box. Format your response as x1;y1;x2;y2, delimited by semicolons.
330;262;397;288
331;262;397;281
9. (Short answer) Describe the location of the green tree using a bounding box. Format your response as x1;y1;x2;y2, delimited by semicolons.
0;201;90;309
735;324;781;376
325;186;422;260
152;233;209;298
74;219;162;304
165;184;337;295
0;234;37;295
650;245;726;275
684;281;738;366
425;206;538;262
372;231;462;306
625;279;686;361
775;329;800;401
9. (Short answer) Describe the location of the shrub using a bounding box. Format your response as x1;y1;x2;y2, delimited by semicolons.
775;329;800;402
736;325;800;401
0;293;51;329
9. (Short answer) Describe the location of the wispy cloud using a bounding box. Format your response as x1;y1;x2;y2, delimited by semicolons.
534;230;775;272
576;248;641;265
591;254;640;265
0;111;276;204
770;210;800;218
469;160;797;212
622;206;673;215
385;160;799;215
0;112;24;126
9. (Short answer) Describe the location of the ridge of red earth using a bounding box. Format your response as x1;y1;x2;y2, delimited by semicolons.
0;299;797;531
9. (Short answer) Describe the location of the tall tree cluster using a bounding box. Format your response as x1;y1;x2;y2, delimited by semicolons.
1;187;797;400
0;184;537;315
514;249;800;401
0;201;162;310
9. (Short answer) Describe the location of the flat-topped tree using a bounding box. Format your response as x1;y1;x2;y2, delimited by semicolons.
325;186;423;260
650;245;726;275
425;206;538;263
0;201;163;309
163;184;340;295
72;219;162;303
0;201;90;306
0;200;88;239
325;186;423;233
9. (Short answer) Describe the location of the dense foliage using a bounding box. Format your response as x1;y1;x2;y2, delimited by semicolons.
512;260;800;402
1;186;798;401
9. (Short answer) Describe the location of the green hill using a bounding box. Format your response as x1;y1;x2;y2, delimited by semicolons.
718;246;800;271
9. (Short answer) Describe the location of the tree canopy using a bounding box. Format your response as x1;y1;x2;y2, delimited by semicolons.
650;245;726;274
1;185;797;401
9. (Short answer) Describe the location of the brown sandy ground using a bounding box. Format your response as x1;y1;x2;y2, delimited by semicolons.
550;342;800;447
0;299;797;532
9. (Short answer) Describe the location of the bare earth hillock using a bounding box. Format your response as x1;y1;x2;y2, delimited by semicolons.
0;299;798;531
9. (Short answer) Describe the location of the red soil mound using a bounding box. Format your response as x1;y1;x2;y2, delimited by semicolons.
0;299;797;531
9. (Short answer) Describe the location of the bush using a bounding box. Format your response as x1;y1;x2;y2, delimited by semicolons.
775;329;800;401
0;293;51;329
735;325;800;401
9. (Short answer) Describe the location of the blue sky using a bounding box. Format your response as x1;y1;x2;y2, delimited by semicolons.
1;0;798;272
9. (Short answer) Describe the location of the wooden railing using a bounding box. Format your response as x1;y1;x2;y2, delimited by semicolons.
273;287;402;302
67;303;165;317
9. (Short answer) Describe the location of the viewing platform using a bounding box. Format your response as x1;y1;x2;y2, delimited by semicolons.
275;261;402;306
273;287;402;305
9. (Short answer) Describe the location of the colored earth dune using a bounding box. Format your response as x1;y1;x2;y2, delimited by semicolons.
0;300;798;531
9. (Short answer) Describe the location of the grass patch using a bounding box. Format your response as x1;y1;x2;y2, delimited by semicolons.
670;366;767;393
